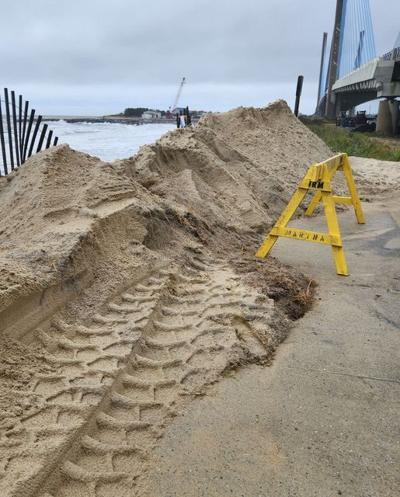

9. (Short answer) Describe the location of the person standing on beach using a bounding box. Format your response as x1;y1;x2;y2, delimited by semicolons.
179;111;186;129
185;106;192;126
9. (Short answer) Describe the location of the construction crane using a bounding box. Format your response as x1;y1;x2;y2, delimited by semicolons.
170;77;186;113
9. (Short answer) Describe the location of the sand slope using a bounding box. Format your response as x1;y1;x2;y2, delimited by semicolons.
119;101;332;231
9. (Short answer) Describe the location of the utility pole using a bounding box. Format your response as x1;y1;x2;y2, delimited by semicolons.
294;76;304;117
316;32;328;114
325;0;344;119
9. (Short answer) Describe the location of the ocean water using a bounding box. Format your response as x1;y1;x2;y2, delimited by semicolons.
47;120;175;162
0;121;175;174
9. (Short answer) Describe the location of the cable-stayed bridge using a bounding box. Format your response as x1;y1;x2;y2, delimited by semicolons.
316;0;400;133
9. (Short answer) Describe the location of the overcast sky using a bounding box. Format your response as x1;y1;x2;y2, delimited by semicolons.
1;0;399;115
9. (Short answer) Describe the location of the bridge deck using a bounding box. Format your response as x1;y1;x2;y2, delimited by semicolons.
332;59;379;92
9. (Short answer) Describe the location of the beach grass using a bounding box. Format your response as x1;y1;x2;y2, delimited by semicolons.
303;120;400;162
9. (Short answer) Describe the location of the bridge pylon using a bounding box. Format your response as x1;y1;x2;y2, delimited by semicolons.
325;0;344;119
317;0;377;118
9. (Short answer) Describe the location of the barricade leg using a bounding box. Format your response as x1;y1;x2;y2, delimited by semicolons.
322;193;349;276
256;189;308;258
305;191;322;216
343;156;365;224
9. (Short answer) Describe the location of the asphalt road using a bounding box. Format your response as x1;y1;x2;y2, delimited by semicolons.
142;199;400;497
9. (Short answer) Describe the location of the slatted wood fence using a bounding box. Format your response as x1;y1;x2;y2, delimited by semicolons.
0;88;59;176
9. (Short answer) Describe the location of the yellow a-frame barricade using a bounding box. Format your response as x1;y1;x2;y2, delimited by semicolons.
256;153;365;276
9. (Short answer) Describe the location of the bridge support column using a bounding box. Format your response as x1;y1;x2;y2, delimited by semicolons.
376;100;399;136
389;100;399;135
334;93;342;117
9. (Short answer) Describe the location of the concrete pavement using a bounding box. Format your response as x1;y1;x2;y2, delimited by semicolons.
141;200;400;497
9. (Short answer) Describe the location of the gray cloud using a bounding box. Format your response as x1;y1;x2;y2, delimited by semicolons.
1;0;398;114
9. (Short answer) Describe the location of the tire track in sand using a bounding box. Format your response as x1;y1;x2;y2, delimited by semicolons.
0;254;274;497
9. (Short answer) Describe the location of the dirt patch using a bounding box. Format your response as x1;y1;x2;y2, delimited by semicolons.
232;249;317;321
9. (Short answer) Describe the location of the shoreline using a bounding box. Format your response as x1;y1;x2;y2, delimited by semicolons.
43;116;178;125
42;115;200;125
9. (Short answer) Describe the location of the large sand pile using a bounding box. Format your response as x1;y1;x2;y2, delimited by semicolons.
0;101;333;497
118;101;332;232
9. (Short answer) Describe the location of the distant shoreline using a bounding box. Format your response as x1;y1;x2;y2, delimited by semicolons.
0;115;199;125
42;116;178;125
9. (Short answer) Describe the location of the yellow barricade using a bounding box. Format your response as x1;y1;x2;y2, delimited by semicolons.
256;153;365;276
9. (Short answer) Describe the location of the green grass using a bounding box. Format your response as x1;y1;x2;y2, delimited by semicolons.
305;122;400;162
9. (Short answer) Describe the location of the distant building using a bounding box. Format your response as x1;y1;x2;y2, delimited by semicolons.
191;110;207;118
142;110;162;120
